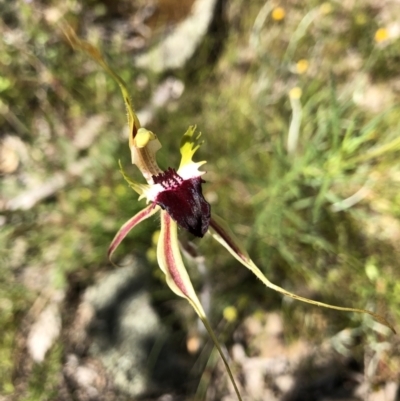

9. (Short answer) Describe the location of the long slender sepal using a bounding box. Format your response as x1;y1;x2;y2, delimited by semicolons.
108;204;160;263
157;211;243;401
63;25;141;141
209;214;395;333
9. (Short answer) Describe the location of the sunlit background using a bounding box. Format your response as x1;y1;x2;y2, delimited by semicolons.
1;0;400;400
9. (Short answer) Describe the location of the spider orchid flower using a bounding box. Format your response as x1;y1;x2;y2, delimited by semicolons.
65;27;394;401
108;125;393;332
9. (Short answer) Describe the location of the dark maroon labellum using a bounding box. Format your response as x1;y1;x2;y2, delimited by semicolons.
153;168;211;237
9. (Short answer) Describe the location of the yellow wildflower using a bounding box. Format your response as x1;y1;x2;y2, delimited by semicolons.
272;7;285;21
320;2;332;15
375;28;389;43
223;306;238;322
296;59;309;74
289;87;302;100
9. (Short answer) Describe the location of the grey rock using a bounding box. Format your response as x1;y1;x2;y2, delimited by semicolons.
84;259;189;398
135;0;218;72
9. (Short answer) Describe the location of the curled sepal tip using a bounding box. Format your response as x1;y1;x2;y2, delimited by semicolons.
157;211;243;401
108;203;160;264
209;214;395;334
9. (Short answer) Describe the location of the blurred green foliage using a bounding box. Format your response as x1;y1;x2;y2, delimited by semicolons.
1;0;400;398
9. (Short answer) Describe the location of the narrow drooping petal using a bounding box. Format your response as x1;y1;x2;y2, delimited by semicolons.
157;211;243;400
209;214;395;333
108;204;160;262
153;168;210;237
